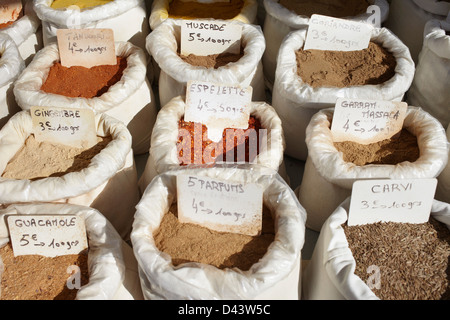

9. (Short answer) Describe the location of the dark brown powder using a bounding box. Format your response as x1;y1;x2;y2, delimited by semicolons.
279;0;370;18
153;203;275;271
334;129;420;166
343;218;450;300
168;0;245;20
296;42;397;88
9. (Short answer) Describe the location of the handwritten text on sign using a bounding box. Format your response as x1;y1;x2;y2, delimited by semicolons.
304;15;373;51
0;0;22;25
181;20;242;56
348;179;437;226
331;98;407;144
176;174;263;236
7;215;89;257
57;28;116;68
185;80;252;142
31;106;98;149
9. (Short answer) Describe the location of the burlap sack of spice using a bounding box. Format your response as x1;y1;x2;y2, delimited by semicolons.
138;96;287;193
131;165;305;300
149;0;258;31
0;202;128;300
272;27;415;161
296;107;449;232
0;0;43;64
436;123;450;204
384;0;450;64
0;111;140;240
0;34;25;130
302;197;450;300
408;19;450;129
262;0;390;89
146;19;266;109
13;41;157;155
33;0;150;50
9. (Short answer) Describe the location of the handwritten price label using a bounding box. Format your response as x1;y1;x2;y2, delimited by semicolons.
0;0;22;25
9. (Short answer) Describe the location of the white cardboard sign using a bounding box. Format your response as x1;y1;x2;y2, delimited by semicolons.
304;14;373;51
31;106;98;149
331;98;407;144
181;19;242;56
7;215;89;258
348;179;437;226
0;0;22;25
185;80;252;142
176;174;263;236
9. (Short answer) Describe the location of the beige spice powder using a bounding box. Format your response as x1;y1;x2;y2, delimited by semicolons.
178;50;244;69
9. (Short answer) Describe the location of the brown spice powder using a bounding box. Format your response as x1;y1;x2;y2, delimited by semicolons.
178;50;244;69
168;0;245;20
343;218;450;300
1;135;112;181
296;42;397;88
40;57;127;98
279;0;370;18
0;243;89;300
153;203;275;271
334;129;420;166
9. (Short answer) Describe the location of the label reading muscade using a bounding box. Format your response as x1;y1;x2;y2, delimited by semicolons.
348;178;437;226
57;28;117;68
331;98;407;144
303;15;373;51
0;0;21;25
176;174;263;236
181;19;242;56
185;80;252;142
31;106;98;149
7;215;89;258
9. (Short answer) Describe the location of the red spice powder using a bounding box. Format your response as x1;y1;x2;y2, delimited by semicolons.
177;116;263;165
40;57;127;98
0;6;23;29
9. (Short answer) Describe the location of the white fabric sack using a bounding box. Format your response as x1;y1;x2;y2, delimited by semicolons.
272;27;415;161
131;165;305;300
436;123;450;204
302;197;450;300
0;202;126;300
0;0;43;64
296;107;449;232
0;111;140;240
146;19;266;109
407;19;450;128
149;0;258;31
138;96;287;193
33;0;150;50
13;41;157;155
262;0;390;88
0;33;25;130
384;0;449;64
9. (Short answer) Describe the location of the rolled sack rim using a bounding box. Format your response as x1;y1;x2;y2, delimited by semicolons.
0;111;132;203
423;19;450;60
0;33;25;88
274;27;415;109
304;106;449;190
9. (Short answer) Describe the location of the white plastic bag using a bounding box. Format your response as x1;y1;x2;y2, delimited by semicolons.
33;0;150;49
272;27;415;161
0;202;126;300
0;111;140;240
0;33;25;130
138;96;287;193
296;107;449;232
131;165;305;300
436;123;450;204
302;197;450;300
146;19;266;108
407;19;450;128
262;0;390;88
13;41;157;155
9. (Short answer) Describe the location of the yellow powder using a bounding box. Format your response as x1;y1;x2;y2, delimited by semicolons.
50;0;114;10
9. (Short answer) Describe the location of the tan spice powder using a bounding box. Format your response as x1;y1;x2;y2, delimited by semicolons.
279;0;370;18
178;50;244;69
153;203;275;271
343;218;450;300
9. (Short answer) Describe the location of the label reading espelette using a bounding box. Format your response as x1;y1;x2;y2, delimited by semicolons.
181;19;242;56
185;80;252;142
7;215;88;258
304;14;373;51
31;106;98;149
176;174;263;236
348;178;437;226
57;28;117;68
331;98;407;144
0;0;21;25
